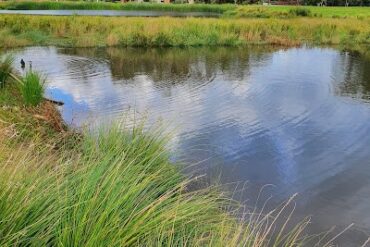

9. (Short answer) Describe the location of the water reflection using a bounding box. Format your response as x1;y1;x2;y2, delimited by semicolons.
11;46;370;245
333;51;370;101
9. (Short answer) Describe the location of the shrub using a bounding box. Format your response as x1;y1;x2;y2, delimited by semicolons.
21;71;44;106
289;8;312;17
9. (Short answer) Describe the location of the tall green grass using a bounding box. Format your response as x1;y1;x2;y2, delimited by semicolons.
0;55;13;88
0;15;369;48
0;1;234;13
21;71;44;106
0;122;318;246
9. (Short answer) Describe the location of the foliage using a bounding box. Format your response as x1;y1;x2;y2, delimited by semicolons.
289;7;312;16
0;15;369;48
21;71;44;106
0;55;14;88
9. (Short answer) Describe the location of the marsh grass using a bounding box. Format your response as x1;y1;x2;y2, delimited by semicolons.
0;55;14;88
0;15;369;48
21;71;44;106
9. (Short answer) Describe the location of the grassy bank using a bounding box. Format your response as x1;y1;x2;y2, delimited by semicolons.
0;2;234;13
0;60;320;246
0;15;369;48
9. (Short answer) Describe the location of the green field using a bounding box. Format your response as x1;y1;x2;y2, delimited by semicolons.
227;5;370;18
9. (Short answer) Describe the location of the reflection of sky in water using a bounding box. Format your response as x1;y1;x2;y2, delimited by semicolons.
11;46;370;244
46;88;89;127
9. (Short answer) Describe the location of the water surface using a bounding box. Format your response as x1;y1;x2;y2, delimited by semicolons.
11;46;370;245
0;9;220;17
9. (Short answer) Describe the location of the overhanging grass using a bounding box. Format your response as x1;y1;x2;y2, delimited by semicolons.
0;15;369;48
0;1;234;13
0;121;315;246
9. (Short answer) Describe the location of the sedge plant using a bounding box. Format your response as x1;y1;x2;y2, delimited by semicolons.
20;71;44;106
0;119;337;246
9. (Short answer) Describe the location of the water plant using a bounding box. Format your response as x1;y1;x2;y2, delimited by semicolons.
21;71;44;106
0;55;14;88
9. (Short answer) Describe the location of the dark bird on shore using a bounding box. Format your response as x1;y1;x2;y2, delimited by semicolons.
20;59;25;69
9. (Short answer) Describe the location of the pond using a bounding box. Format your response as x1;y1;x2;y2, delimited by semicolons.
11;46;370;245
0;9;220;17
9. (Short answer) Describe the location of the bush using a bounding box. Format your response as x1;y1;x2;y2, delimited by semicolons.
289;8;312;17
21;71;44;106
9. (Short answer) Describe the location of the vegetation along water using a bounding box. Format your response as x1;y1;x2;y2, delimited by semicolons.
0;14;369;48
0;1;370;246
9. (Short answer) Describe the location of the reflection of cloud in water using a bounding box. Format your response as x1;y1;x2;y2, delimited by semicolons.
46;87;89;126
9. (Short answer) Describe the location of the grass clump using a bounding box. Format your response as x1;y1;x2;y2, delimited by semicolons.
21;71;44;106
0;55;14;88
0;121;314;246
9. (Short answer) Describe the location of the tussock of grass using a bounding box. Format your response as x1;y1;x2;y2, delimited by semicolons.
0;121;317;246
0;15;369;48
21;71;44;107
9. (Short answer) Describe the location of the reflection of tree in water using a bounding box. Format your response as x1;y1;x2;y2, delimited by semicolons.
58;46;277;88
335;51;370;101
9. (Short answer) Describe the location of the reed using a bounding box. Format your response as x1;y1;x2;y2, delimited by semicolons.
20;71;44;106
0;15;368;48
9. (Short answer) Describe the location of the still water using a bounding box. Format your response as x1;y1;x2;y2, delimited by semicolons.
0;10;220;17
12;46;370;245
